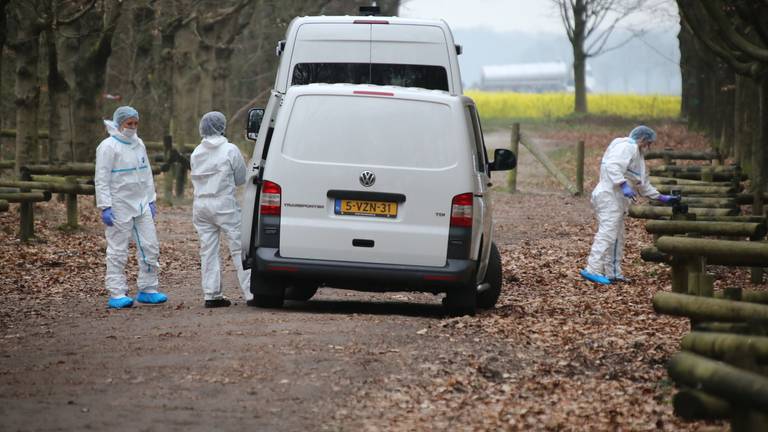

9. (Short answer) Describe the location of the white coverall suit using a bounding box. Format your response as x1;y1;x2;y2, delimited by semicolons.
586;137;659;279
95;121;160;298
191;136;252;301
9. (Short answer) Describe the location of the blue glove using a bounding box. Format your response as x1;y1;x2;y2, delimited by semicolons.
149;201;157;219
101;208;114;226
619;182;636;199
658;194;680;204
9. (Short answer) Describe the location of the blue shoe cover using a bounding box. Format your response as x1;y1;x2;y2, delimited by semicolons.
108;297;134;309
136;292;168;304
580;269;611;285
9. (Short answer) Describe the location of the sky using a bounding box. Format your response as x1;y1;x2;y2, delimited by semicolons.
398;0;679;34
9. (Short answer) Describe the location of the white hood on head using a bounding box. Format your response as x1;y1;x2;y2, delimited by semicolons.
103;119;139;145
201;135;228;149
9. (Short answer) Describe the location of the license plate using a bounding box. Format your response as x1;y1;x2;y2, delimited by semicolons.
335;199;397;218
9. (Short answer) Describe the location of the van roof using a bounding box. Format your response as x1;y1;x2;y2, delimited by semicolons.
284;83;473;106
289;15;453;27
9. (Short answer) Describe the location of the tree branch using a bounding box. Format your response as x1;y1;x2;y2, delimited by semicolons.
56;0;97;25
700;0;768;62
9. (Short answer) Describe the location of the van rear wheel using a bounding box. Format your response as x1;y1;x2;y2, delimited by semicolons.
285;281;318;301
477;242;502;309
250;271;285;308
443;285;477;316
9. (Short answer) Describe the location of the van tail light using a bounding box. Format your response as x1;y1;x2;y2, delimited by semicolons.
260;181;282;216
450;193;473;227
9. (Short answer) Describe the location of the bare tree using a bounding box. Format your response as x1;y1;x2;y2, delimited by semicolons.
7;1;46;172
677;0;768;213
551;0;647;113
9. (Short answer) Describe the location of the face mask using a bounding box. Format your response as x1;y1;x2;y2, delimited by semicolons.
122;127;137;138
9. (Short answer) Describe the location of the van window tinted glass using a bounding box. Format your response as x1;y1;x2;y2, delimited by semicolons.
292;63;449;91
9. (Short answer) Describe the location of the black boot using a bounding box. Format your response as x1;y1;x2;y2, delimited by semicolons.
205;298;232;308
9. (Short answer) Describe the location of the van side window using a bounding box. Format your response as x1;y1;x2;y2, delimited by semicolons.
292;63;449;91
466;106;488;173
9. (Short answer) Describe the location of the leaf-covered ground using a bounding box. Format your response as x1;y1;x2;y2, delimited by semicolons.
0;120;759;431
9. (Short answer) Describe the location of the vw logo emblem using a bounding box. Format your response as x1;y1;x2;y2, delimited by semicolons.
359;171;376;187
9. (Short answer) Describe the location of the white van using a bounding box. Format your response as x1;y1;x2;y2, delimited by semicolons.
242;84;515;315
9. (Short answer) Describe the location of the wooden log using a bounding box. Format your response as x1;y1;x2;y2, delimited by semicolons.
649;176;733;186
22;163;161;176
653;292;768;322
519;131;578;195
645;150;719;161
693;322;755;335
673;389;731;421
0;200;8;212
693;215;766;223
0;160;14;169
735;193;768;205
650;197;738;209
0;128;49;139
29;175;91;184
668;351;768;412
656;184;737;195
656;236;768;267
714;290;768;305
629;206;738;219
144;140;195;153
0;180;94;195
655;164;742;175
650;166;746;182
643;247;768;267
576;140;584;196
0;191;52;202
682;332;768;362
645;220;766;238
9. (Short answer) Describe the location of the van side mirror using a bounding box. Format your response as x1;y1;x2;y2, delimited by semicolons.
488;148;516;171
246;108;265;141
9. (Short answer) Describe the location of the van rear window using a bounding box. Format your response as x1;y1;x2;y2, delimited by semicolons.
292;63;449;91
282;95;456;169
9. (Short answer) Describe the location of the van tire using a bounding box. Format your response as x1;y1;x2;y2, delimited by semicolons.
477;242;502;309
250;272;285;308
285;282;318;301
443;285;477;317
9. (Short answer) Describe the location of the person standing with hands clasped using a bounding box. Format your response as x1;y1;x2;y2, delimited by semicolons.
95;106;167;308
580;126;680;285
191;112;253;308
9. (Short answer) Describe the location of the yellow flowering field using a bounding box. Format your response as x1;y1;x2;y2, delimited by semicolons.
467;91;680;119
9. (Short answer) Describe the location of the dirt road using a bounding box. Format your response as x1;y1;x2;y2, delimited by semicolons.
1;124;704;431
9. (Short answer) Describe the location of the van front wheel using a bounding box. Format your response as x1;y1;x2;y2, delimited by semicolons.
477;242;502;309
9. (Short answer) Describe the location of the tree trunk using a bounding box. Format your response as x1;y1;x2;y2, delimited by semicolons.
668;351;768;413
0;0;8;133
213;46;234;115
12;21;42;173
571;0;587;114
734;75;757;174
46;28;70;163
653;292;768;323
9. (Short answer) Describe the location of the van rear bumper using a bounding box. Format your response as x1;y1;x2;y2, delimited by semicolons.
253;247;475;291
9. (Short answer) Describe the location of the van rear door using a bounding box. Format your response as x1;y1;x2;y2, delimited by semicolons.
270;91;469;267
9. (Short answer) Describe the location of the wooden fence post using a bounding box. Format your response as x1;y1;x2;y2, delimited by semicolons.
65;176;78;229
18;169;34;241
508;123;519;193
576;140;585;196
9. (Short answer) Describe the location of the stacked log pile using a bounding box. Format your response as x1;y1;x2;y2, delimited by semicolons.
635;150;768;429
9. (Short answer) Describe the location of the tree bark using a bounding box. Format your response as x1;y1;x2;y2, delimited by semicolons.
653;292;768;323
656;236;768;267
45;25;70;163
668;351;768;413
754;76;768;216
572;0;587;113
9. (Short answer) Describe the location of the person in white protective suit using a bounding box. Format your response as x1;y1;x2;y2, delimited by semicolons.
95;106;168;308
191;111;253;308
580;126;680;285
